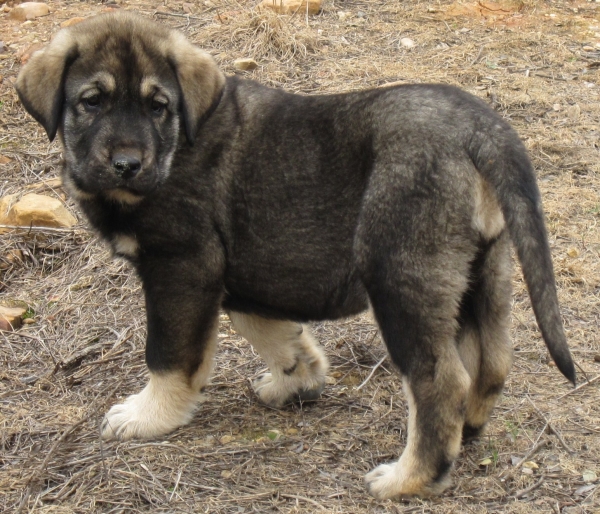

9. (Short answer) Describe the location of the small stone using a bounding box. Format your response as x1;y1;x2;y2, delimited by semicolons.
233;58;258;71
523;461;539;469
8;2;50;22
0;193;77;228
23;318;36;325
522;467;533;475
567;247;579;258
552;103;561;111
259;0;321;15
0;155;12;165
0;306;27;331
583;45;595;51
400;37;415;49
337;11;350;21
583;470;597;483
594;354;600;363
60;17;86;28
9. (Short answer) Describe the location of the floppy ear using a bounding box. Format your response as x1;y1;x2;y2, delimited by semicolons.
15;31;79;142
167;32;226;144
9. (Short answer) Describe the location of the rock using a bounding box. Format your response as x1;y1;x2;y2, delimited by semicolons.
60;17;86;28
259;0;321;15
0;306;26;331
8;2;50;22
0;193;77;228
234;58;258;71
400;37;415;49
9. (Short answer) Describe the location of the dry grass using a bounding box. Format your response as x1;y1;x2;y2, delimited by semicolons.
1;0;599;512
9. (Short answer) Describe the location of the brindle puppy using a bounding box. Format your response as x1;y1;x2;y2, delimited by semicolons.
16;12;575;500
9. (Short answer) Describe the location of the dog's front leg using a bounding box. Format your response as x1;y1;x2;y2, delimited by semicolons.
101;258;222;441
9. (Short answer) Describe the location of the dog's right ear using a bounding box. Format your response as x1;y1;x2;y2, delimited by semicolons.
15;31;79;142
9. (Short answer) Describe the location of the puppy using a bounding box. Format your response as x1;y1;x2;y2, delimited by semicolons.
16;12;575;499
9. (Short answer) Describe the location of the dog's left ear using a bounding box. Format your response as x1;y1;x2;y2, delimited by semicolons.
15;30;79;142
167;33;226;144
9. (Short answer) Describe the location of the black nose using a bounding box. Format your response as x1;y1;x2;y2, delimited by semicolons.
112;153;142;179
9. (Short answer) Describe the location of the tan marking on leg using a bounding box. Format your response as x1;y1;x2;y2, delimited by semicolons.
366;350;470;499
101;325;217;440
464;325;512;429
472;175;505;240
228;311;328;408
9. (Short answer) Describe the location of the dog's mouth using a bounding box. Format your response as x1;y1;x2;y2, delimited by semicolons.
63;159;162;201
104;186;147;205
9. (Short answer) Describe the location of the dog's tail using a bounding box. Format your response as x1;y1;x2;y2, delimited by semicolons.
468;123;576;385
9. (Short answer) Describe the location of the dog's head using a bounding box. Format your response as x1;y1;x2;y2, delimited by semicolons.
16;13;225;203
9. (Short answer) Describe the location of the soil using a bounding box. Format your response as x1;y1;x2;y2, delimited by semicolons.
1;0;599;512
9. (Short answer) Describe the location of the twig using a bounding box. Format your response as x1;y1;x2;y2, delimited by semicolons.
512;476;545;499
280;493;327;511
153;11;203;21
470;45;486;66
356;355;387;391
556;374;600;400
0;224;80;233
527;398;574;454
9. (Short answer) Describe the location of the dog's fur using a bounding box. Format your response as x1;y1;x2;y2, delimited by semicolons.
16;13;575;499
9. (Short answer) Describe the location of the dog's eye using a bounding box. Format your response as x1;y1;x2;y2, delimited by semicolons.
151;99;167;115
83;94;102;110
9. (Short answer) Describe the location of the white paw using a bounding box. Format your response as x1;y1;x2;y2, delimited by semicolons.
101;372;201;440
252;373;288;408
365;463;400;500
252;372;325;408
365;460;444;499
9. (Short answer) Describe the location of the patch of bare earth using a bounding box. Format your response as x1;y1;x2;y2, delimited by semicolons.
1;0;599;512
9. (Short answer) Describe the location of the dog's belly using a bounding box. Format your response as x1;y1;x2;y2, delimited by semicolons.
222;262;369;321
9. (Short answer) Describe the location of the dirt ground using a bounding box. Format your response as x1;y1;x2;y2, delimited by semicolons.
1;0;599;512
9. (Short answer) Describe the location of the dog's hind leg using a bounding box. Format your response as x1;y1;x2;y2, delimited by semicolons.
357;184;475;498
459;231;513;440
228;312;328;408
363;274;472;499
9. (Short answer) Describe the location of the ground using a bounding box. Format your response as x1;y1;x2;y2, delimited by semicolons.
1;0;599;512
